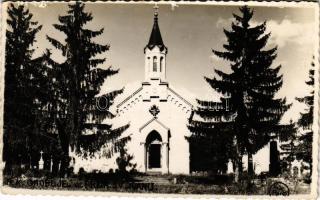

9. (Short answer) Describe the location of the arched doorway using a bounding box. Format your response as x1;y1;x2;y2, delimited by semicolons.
146;130;162;169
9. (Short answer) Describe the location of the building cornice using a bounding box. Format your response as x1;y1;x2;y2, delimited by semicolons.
168;87;193;109
116;86;143;108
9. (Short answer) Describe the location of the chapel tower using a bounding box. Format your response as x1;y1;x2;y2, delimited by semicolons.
142;5;169;101
144;5;167;82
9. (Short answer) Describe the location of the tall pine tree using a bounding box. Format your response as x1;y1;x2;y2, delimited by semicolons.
189;6;290;178
29;51;65;174
46;2;129;173
295;58;314;179
3;3;45;174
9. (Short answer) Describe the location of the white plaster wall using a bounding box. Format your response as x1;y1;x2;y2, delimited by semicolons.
142;80;168;101
144;47;167;81
70;148;119;173
116;90;191;174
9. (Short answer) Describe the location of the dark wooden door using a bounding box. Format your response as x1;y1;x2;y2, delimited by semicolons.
148;144;161;168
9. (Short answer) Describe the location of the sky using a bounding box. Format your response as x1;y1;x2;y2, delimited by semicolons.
7;2;318;123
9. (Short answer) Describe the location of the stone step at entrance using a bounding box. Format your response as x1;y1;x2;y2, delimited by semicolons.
135;175;171;185
146;171;162;175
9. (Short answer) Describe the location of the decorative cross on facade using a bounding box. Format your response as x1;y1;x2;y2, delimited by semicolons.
149;105;160;117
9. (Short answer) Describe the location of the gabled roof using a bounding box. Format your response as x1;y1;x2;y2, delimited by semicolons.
139;117;169;132
116;85;194;111
168;87;193;108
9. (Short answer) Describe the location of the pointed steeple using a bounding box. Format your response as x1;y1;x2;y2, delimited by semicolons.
145;5;167;52
144;5;167;82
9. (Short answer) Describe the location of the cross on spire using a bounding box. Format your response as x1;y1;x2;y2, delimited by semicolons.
154;4;159;18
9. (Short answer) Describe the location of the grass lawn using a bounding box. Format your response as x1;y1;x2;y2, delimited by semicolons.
2;173;311;195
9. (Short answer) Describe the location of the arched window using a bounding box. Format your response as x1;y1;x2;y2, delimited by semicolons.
153;56;157;72
160;57;163;72
147;57;150;71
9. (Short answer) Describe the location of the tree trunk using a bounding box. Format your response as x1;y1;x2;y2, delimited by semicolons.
57;120;70;177
233;135;243;183
234;154;243;183
248;152;254;176
60;155;70;177
233;134;244;183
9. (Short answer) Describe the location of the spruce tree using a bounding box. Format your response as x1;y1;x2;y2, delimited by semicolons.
190;6;290;178
295;59;314;179
3;3;44;174
46;2;129;173
279;120;297;174
29;51;65;174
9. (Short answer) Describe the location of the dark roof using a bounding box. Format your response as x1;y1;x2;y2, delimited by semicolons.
145;13;167;52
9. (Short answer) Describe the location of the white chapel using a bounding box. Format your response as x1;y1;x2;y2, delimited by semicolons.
114;8;193;174
71;7;193;174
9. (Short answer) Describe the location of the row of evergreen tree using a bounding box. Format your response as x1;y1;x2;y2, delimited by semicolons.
3;2;129;176
187;6;314;181
3;3;314;181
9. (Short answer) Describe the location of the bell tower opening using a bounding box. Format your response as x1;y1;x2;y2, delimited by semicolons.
153;56;157;72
